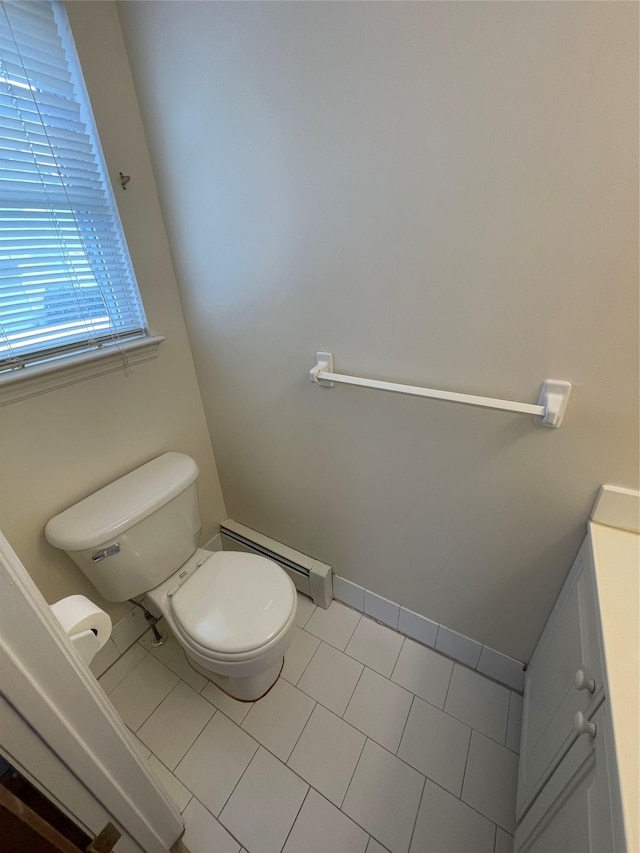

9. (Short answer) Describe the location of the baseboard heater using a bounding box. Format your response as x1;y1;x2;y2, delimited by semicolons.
219;519;332;609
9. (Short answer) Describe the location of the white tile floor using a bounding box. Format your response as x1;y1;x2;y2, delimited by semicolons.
99;595;521;853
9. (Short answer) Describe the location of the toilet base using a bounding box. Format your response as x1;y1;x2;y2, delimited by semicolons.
186;654;284;701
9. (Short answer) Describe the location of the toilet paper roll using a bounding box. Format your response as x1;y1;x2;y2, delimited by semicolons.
50;594;112;650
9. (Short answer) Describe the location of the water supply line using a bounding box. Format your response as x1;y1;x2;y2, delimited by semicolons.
128;599;167;646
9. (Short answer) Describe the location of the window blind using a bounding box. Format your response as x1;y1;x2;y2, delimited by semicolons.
0;0;147;372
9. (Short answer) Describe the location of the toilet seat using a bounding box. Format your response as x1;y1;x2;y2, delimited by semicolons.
168;551;296;660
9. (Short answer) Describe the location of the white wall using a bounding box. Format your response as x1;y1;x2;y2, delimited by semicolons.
116;0;638;660
0;2;226;623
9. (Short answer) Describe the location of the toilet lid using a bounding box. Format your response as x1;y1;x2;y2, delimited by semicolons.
169;552;295;654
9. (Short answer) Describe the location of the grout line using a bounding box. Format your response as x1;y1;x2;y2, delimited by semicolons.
422;643;521;693
339;733;369;810
258;744;315;797
504;690;514;748
199;683;254;724
287;751;382;850
321;620;403;677
338;748;412;848
279;785;311;852
458;726;474;801
214;740;261;820
389;636;406;682
506;688;524;749
296;593;317;629
143;700;216;775
99;645;149;695
169;705;214;772
292;634;323;686
286;628;321;681
218;706;252;727
189;794;245;850
230;710;383;848
127;669;180;733
423;773;507;833
296;609;315;631
174;708;220;774
340;611;406;680
395;693;415;756
341;663;366;719
442;659;456;707
397;688;456;718
213;743;339;848
387;640;403;677
369;841;391;853
345;738;428;849
292;638;367;717
163;644;183;668
406;770;427;853
244;717;363;820
438;694;512;752
343;610;363;650
280;697;317;764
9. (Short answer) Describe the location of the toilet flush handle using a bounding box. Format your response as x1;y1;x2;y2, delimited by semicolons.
91;543;121;562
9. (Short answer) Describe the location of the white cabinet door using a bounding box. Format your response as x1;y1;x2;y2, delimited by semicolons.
517;537;604;817
515;705;621;853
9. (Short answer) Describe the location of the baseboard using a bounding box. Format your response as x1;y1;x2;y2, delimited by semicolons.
333;574;525;692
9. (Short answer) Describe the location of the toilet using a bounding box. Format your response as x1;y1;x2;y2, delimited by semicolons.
44;452;297;701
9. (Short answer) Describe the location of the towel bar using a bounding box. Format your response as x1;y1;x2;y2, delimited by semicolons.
310;352;571;428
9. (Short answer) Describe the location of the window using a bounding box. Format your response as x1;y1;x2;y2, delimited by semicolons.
0;0;148;376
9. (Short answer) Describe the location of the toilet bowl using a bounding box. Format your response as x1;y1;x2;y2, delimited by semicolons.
44;452;298;701
146;548;297;700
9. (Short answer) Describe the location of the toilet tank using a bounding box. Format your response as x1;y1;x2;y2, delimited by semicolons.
45;453;201;601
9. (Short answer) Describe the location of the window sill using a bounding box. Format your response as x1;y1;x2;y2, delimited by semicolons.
0;336;165;406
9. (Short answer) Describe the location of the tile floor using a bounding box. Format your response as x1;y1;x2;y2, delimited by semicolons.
99;596;522;853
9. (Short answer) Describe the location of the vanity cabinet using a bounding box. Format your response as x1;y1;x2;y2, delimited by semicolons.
516;703;620;852
516;537;604;818
515;532;627;852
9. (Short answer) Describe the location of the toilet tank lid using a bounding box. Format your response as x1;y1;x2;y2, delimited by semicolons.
45;453;199;551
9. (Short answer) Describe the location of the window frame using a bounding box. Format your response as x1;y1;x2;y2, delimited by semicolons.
0;0;161;404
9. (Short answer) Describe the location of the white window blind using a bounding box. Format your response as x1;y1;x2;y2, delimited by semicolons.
0;0;147;373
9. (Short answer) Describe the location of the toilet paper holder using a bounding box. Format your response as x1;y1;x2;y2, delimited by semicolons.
50;595;112;666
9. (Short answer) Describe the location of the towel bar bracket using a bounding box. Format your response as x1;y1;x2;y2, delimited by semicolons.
535;380;572;428
309;351;334;387
310;352;571;428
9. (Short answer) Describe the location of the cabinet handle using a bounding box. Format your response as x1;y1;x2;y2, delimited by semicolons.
574;669;595;693
574;711;596;738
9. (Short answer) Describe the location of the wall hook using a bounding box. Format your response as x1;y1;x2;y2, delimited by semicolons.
118;171;131;190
